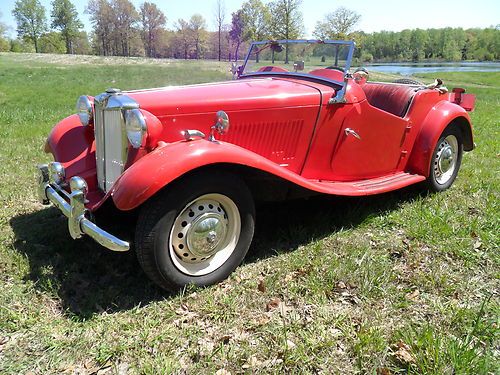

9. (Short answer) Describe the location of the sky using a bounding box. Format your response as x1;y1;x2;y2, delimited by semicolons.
1;0;499;38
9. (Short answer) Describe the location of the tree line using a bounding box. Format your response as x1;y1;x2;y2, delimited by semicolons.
1;0;498;62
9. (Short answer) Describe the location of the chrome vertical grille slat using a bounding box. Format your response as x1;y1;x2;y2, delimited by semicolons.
94;102;106;191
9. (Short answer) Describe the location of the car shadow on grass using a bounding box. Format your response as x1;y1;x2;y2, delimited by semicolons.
9;185;425;319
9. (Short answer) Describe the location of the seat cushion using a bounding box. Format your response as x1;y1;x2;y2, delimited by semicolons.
361;83;417;117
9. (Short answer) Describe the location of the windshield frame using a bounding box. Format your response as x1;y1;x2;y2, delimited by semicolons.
239;39;356;86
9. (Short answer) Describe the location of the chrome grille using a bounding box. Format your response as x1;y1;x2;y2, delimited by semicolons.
94;103;126;192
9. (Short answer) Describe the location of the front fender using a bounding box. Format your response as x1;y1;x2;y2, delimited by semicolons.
47;114;97;190
407;101;473;177
111;139;312;210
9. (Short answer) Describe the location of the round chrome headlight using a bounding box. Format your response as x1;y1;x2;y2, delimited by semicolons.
76;95;93;126
125;109;147;148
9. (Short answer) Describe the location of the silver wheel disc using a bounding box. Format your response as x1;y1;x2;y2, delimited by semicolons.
433;135;458;185
169;193;241;276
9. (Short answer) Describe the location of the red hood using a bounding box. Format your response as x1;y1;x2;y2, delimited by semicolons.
125;77;321;117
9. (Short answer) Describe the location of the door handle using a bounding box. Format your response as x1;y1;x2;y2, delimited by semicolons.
344;128;361;140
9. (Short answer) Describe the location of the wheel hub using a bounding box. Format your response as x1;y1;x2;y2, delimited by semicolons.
170;197;230;264
186;213;226;258
433;135;458;185
438;144;454;174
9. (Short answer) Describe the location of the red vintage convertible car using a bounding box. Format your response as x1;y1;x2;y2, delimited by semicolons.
37;40;475;291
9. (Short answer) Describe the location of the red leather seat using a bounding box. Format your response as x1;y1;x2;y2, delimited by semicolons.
361;83;417;117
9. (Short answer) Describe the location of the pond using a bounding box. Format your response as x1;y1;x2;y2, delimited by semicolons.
364;61;500;75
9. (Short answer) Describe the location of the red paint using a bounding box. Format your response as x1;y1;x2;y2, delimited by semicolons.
46;74;475;213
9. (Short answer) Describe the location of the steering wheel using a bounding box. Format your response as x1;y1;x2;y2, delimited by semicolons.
325;66;345;72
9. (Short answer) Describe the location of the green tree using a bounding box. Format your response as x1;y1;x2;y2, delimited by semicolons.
240;0;271;42
72;30;91;54
12;0;47;53
410;29;428;61
269;0;303;63
39;31;66;53
313;7;360;40
51;0;82;54
0;11;10;52
189;14;207;59
240;0;270;62
175;18;192;59
111;0;139;56
139;2;166;58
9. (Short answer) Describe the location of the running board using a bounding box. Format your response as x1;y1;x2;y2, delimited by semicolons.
308;172;426;196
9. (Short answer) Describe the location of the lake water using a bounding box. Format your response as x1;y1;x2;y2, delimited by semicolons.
364;62;500;75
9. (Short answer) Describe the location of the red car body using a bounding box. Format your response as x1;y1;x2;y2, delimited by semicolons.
47;74;474;210
38;39;475;290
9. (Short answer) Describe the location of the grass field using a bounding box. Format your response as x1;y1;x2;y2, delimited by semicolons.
0;53;498;374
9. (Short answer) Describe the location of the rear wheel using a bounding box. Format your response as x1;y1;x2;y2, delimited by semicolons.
135;171;255;291
426;126;463;192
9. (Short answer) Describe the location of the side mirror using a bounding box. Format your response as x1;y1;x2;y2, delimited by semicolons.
293;61;304;72
209;110;230;141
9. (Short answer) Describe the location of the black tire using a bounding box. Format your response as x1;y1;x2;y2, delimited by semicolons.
393;78;424;85
426;126;463;192
135;171;255;291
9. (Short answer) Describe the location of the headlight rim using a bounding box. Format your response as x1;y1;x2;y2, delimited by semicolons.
76;95;93;126
125;108;147;149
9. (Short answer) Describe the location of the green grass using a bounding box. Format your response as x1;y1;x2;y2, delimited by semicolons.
0;52;498;374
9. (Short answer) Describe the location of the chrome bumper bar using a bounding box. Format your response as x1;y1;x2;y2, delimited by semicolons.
37;163;130;252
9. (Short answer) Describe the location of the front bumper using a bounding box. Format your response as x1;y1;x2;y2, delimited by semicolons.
37;163;130;252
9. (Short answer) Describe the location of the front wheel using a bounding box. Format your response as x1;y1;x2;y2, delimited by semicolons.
426;126;463;192
135;171;255;291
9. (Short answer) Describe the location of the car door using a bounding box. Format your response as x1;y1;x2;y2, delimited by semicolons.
329;100;409;180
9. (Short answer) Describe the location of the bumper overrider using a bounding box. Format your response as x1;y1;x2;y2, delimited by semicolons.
37;162;130;252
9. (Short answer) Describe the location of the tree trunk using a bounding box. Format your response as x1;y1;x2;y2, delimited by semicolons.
218;26;221;61
34;37;38;53
65;35;71;54
235;42;240;61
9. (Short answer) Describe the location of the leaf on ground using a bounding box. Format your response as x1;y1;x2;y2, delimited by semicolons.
266;297;281;311
394;340;415;364
286;339;296;349
218;334;232;344
377;368;392;375
406;289;420;301
258;277;266;293
215;369;232;375
242;355;262;369
473;238;482;250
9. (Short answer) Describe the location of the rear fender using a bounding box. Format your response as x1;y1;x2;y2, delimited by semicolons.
407;101;474;177
112;140;319;211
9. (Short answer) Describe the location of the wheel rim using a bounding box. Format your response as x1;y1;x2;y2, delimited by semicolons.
169;193;241;276
433;135;458;185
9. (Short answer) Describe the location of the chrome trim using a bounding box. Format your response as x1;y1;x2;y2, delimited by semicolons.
94;89;138;192
37;163;130;252
125;108;147;148
48;162;65;185
183;129;206;141
76;96;93;126
209;110;230;142
344;127;361;140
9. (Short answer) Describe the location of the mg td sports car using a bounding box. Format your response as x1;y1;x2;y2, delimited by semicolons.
37;39;475;291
